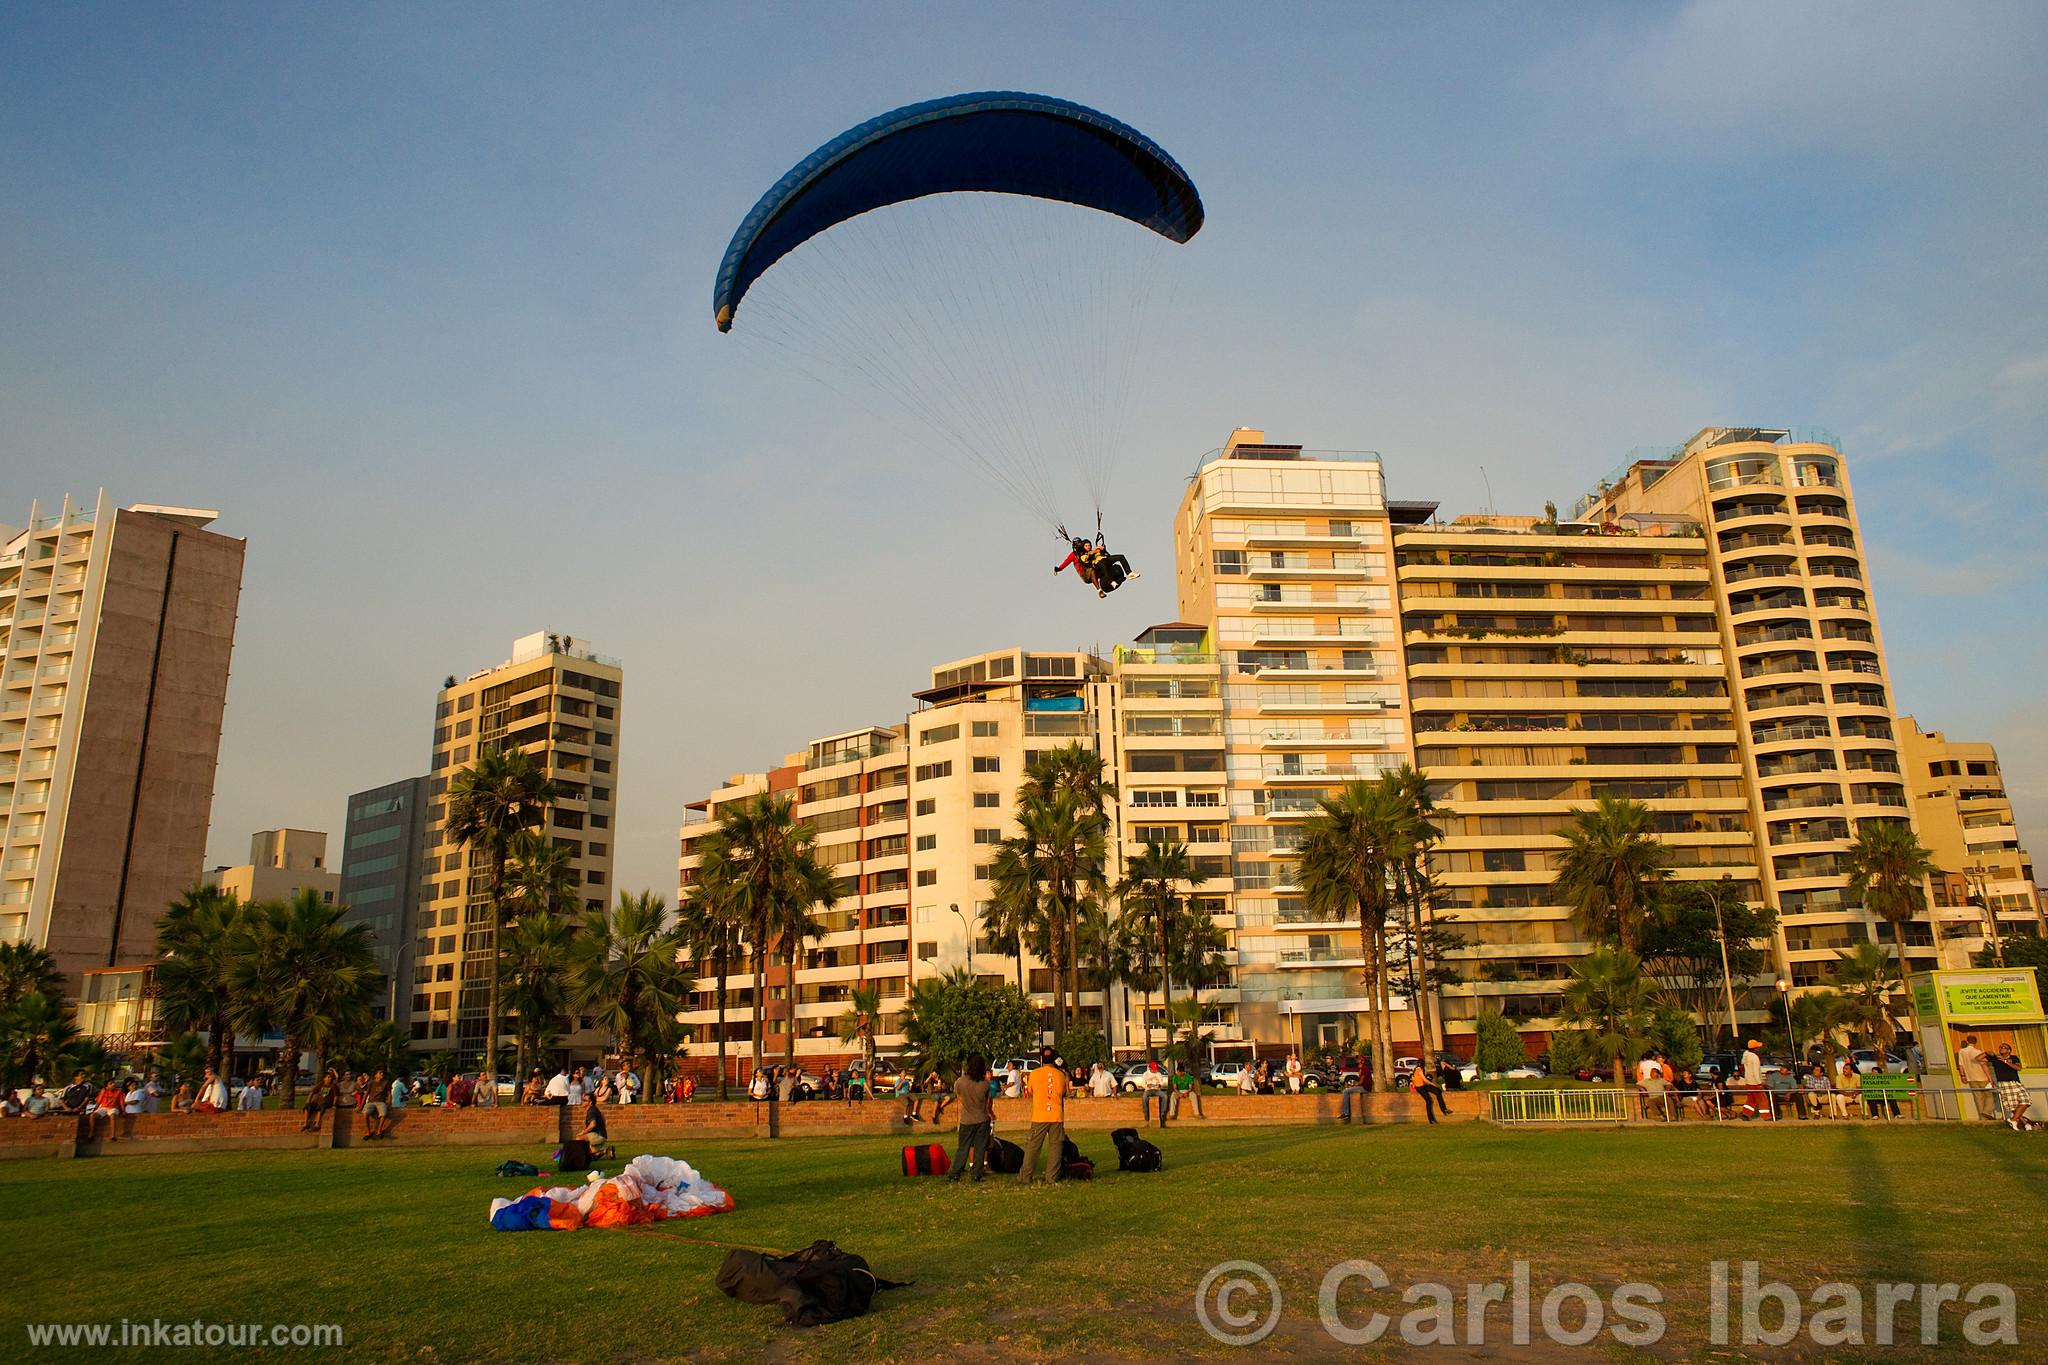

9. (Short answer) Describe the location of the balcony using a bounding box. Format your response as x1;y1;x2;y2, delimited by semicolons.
1714;500;1789;523
1023;713;1091;737
1262;760;1398;782
1724;563;1796;586
1260;727;1387;748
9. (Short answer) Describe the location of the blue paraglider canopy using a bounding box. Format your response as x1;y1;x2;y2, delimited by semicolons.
713;91;1204;331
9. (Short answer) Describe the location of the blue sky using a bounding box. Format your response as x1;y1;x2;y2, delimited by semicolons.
4;3;2045;896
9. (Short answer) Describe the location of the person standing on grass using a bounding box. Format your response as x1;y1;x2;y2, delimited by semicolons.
946;1054;994;1182
1989;1044;2035;1131
567;1067;586;1108
1285;1053;1303;1095
1736;1040;1766;1120
1407;1058;1451;1124
238;1075;264;1111
1237;1064;1258;1097
1015;1046;1071;1185
1958;1035;1997;1120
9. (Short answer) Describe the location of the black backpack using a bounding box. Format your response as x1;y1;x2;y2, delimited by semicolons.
985;1135;1025;1175
1110;1126;1162;1172
1059;1136;1094;1180
715;1239;909;1327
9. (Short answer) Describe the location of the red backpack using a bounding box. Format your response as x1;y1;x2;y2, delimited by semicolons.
900;1143;950;1177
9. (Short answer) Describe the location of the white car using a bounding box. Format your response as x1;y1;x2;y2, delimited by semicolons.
1850;1049;1909;1075
1500;1063;1547;1080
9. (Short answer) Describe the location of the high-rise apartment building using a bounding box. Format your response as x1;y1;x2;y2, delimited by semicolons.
1899;717;2044;961
1171;430;1415;1053
339;776;431;1026
1578;429;1930;989
0;493;245;991
414;631;621;1058
1393;512;1764;1035
206;828;341;905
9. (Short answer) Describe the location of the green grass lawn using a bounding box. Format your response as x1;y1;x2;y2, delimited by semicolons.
3;1123;2043;1361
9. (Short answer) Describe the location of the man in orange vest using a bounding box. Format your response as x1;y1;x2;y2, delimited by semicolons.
1015;1046;1071;1184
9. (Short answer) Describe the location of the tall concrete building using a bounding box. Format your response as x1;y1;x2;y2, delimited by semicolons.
676;648;1160;1073
1578;429;1930;990
206;828;341;905
0;493;244;992
1393;512;1764;1038
339;775;431;1026
1899;717;2044;961
1171;429;1415;1053
414;632;621;1058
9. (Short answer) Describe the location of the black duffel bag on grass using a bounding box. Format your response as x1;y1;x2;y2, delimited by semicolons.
715;1240;910;1327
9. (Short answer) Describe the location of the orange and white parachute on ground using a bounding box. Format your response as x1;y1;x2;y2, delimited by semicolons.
488;1154;734;1231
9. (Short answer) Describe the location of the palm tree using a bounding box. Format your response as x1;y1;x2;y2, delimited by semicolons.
1788;988;1853;1067
1299;779;1407;1089
676;888;745;1098
836;982;883;1077
1382;764;1445;1053
0;989;78;1088
504;831;577;918
0;941;63;1009
225;890;382;1105
1557;946;1660;1086
1074;901;1132;1053
1553;796;1670;954
690;794;837;1076
1842;821;1936;1068
570;891;692;1092
984;839;1041;1002
1011;790;1107;1041
1115;839;1196;1060
154;885;246;1079
445;747;560;1073
1114;915;1163;1060
1830;940;1901;1055
499;910;572;1081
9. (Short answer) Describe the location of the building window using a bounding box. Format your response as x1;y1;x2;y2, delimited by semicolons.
972;756;1000;773
972;791;1000;808
1214;549;1246;576
915;798;937;816
972;720;999;738
975;864;991;880
917;941;938;961
920;723;960;746
916;869;938;887
973;828;1001;844
915;762;952;781
915;834;937;851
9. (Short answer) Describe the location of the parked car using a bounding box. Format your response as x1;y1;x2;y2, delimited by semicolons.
1850;1048;1909;1075
1114;1062;1165;1094
1202;1061;1250;1089
1500;1061;1548;1080
866;1059;914;1092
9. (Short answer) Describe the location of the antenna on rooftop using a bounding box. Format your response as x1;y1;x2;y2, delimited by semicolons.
1479;465;1496;516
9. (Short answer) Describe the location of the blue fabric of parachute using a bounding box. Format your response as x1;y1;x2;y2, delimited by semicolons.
713;91;1203;330
490;1195;554;1232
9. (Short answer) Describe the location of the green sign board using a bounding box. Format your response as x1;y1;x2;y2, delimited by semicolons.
1936;974;2042;1020
1914;979;1939;1018
1860;1073;1917;1097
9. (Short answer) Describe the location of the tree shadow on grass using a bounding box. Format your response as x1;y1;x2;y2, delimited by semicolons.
1835;1125;1925;1286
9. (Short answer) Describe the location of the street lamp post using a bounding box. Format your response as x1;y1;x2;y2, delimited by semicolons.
1775;978;1801;1063
949;903;975;976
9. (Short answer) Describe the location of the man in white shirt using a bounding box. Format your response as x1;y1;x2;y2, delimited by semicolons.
1088;1063;1115;1099
237;1077;264;1111
545;1069;571;1105
1957;1035;1996;1119
1737;1040;1766;1120
1636;1055;1663;1085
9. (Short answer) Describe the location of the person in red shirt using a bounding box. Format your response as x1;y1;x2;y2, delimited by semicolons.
90;1078;127;1143
1015;1047;1072;1185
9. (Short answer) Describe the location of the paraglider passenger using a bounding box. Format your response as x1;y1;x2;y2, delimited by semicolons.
1054;538;1098;587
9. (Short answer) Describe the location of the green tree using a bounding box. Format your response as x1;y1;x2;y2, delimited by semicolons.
1640;878;1774;1048
1829;941;1900;1054
1789;988;1855;1065
0;941;64;1009
984;839;1041;1002
1381;763;1447;1052
505;831;577;917
1473;1008;1525;1075
334;1022;413;1082
1553;796;1670;954
676;887;746;1099
1114;839;1196;1058
445;747;560;1072
1060;1022;1111;1072
0;989;78;1088
1556;946;1660;1086
835;982;884;1078
1298;778;1409;1089
571;891;692;1091
499;909;572;1081
225;890;383;1106
153;885;246;1079
1842;820;1936;1068
1649;1001;1705;1072
690;793;837;1075
1074;901;1132;1054
158;1030;210;1086
900;968;1036;1075
1015;744;1114;1038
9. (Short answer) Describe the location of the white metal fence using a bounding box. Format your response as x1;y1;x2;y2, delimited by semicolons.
1487;1083;2047;1126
